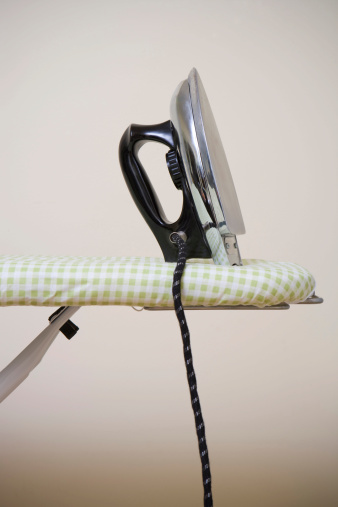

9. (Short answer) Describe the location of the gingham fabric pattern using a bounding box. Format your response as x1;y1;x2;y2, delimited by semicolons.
205;227;229;266
0;255;315;308
191;186;229;266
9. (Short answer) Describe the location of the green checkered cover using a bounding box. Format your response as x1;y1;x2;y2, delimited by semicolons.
0;255;315;307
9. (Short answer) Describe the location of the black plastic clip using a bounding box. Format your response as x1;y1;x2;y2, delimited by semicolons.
48;306;79;340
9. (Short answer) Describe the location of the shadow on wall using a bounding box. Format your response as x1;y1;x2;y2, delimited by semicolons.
2;446;338;507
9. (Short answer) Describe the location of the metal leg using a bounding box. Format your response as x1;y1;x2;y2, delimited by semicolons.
0;306;80;403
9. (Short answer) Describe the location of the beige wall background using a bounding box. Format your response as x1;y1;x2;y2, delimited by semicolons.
0;1;337;506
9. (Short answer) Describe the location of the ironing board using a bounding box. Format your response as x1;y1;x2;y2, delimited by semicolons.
0;254;315;308
0;253;317;402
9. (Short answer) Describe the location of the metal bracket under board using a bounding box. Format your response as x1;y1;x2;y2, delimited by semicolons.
142;294;323;311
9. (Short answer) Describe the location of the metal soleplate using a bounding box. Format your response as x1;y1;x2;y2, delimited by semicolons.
188;68;245;235
170;68;245;265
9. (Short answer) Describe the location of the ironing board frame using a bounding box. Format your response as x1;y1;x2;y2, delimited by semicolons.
144;294;323;311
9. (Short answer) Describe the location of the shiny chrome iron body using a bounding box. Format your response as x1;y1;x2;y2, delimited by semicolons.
170;68;245;266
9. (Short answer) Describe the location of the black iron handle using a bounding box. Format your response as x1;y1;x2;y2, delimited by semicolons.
119;120;175;228
119;120;211;262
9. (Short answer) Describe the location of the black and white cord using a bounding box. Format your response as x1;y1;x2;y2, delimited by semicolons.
171;232;213;507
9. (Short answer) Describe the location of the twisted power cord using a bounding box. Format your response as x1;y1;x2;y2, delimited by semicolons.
171;232;213;507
